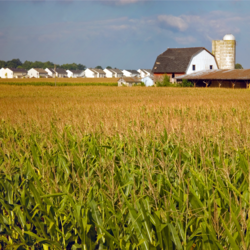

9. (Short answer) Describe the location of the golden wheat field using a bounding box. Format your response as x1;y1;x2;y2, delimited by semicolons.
2;85;250;249
1;85;250;145
0;77;118;86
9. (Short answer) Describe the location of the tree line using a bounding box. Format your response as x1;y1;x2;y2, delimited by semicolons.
0;59;86;70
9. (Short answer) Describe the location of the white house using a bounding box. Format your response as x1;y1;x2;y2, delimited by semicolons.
104;68;123;78
0;68;4;78
66;70;85;78
85;68;106;78
118;77;142;87
0;68;27;78
28;68;48;78
137;69;152;78
45;68;67;78
45;68;55;77
152;47;219;83
141;76;154;87
122;70;140;77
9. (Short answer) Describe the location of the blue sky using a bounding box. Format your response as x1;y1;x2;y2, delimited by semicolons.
0;0;250;69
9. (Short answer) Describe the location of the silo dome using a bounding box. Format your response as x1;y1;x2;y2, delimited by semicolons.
223;34;235;41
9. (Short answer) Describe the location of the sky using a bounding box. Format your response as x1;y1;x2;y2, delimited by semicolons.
1;0;250;69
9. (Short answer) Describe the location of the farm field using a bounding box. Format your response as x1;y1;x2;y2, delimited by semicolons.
1;86;250;249
0;78;118;86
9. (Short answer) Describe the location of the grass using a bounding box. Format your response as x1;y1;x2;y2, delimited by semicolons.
0;78;119;86
0;86;250;249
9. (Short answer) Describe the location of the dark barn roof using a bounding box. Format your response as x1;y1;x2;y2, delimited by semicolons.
176;69;250;81
152;47;216;74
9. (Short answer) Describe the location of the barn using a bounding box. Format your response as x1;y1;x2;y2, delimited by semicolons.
152;47;218;83
176;69;250;88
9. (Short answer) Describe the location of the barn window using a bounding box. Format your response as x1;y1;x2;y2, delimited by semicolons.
172;73;175;78
192;65;196;71
210;65;213;70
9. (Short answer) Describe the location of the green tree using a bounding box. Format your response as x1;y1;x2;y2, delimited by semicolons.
0;60;6;68
181;79;193;87
6;59;22;68
156;74;172;87
235;63;243;69
106;66;112;69
95;66;103;70
77;64;86;70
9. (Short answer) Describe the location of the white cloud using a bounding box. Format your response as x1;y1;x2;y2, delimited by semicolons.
156;11;250;45
158;15;188;32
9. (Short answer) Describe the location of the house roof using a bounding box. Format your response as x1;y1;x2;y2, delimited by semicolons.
9;68;27;73
140;69;152;74
152;47;216;74
124;70;139;75
109;68;123;74
119;77;141;83
34;68;48;74
55;68;67;74
47;68;55;73
144;69;152;74
69;70;84;74
47;68;67;74
176;69;250;81
88;68;105;74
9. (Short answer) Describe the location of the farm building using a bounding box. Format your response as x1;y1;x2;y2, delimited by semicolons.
0;68;27;78
85;68;106;78
137;69;152;78
104;68;123;78
152;47;218;83
122;70;140;78
66;70;85;78
118;77;142;87
141;76;154;87
176;69;250;88
28;68;48;78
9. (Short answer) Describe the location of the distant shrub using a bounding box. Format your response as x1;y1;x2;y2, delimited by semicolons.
156;74;173;87
180;79;193;87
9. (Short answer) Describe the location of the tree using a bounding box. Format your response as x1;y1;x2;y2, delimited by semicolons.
235;63;243;69
95;66;103;70
6;59;22;68
77;64;86;70
106;66;112;69
0;60;6;68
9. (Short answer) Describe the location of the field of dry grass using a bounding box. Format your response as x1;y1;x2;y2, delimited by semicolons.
1;85;250;146
0;77;118;86
1;85;250;249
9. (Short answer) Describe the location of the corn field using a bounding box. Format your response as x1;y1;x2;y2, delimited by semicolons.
1;86;250;249
0;78;118;86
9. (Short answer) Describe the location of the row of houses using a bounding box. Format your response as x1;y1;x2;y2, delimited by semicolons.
0;67;152;79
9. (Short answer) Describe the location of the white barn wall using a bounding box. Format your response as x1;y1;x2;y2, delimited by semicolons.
186;50;218;75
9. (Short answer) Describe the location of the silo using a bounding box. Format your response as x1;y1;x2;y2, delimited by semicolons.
212;34;236;69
